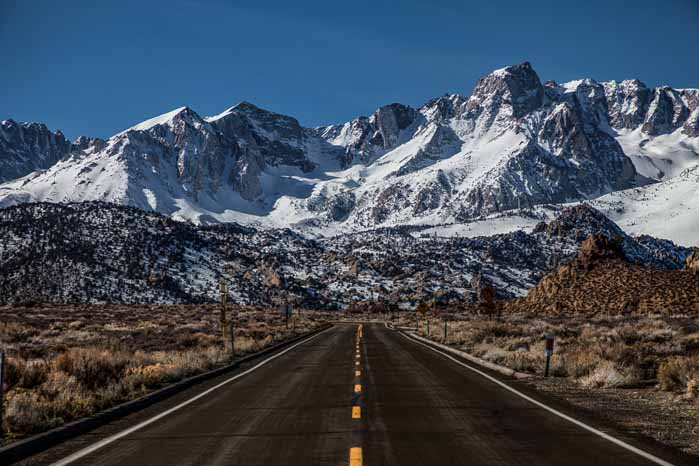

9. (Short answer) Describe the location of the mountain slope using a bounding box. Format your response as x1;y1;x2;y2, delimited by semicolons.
0;62;697;240
583;165;699;246
0;202;692;305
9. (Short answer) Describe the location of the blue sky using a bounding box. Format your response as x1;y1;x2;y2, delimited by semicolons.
2;0;698;139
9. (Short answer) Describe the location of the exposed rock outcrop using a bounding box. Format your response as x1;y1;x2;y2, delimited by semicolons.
510;234;699;316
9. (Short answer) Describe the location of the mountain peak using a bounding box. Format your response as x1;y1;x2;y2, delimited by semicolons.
470;61;545;118
120;106;199;135
491;61;535;77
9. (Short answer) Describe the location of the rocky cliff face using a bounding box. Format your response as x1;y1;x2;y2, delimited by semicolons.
315;102;418;166
465;61;545;121
0;120;73;183
603;81;699;137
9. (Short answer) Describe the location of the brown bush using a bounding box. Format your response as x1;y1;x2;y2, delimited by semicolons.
658;356;698;392
4;357;49;390
53;348;130;390
0;321;39;343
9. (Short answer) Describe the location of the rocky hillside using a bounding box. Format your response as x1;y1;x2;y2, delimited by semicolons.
1;62;697;240
0;202;693;306
509;235;699;315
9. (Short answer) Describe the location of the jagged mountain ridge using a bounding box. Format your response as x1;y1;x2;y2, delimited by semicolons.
0;202;692;305
1;62;697;238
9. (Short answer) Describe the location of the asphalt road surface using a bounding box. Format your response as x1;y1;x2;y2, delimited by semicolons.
33;323;693;465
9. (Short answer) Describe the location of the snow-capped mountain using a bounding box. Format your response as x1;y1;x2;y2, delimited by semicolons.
1;62;697;244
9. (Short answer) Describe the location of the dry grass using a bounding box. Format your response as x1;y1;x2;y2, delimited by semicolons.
0;304;328;439
382;311;699;391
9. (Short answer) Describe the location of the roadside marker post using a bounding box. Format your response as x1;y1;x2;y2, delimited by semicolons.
0;351;4;438
228;320;235;359
544;333;555;377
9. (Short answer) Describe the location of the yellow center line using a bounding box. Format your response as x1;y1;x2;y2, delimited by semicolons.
352;406;361;419
354;384;362;393
349;447;362;466
355;370;360;377
355;354;360;359
355;361;359;366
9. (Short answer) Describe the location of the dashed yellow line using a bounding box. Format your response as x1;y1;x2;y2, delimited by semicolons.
349;447;362;466
351;329;363;464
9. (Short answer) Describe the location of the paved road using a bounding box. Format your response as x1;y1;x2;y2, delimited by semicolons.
39;323;691;465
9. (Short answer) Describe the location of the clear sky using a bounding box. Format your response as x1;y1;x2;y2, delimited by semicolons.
2;0;698;140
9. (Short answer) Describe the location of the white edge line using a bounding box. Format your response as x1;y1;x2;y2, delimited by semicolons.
400;332;675;466
51;327;332;466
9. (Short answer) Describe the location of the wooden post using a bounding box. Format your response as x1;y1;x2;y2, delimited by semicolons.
0;351;4;438
219;279;228;344
544;334;555;377
229;320;235;359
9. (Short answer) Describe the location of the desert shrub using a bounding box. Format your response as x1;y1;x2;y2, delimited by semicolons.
0;322;39;343
473;343;508;364
5;391;60;435
658;357;699;392
681;332;699;352
613;325;640;344
579;361;633;388
5;371;94;435
686;378;699;399
506;352;541;373
558;350;601;379
473;322;521;341
4;357;49;390
176;332;203;349
125;363;176;390
53;347;130;389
